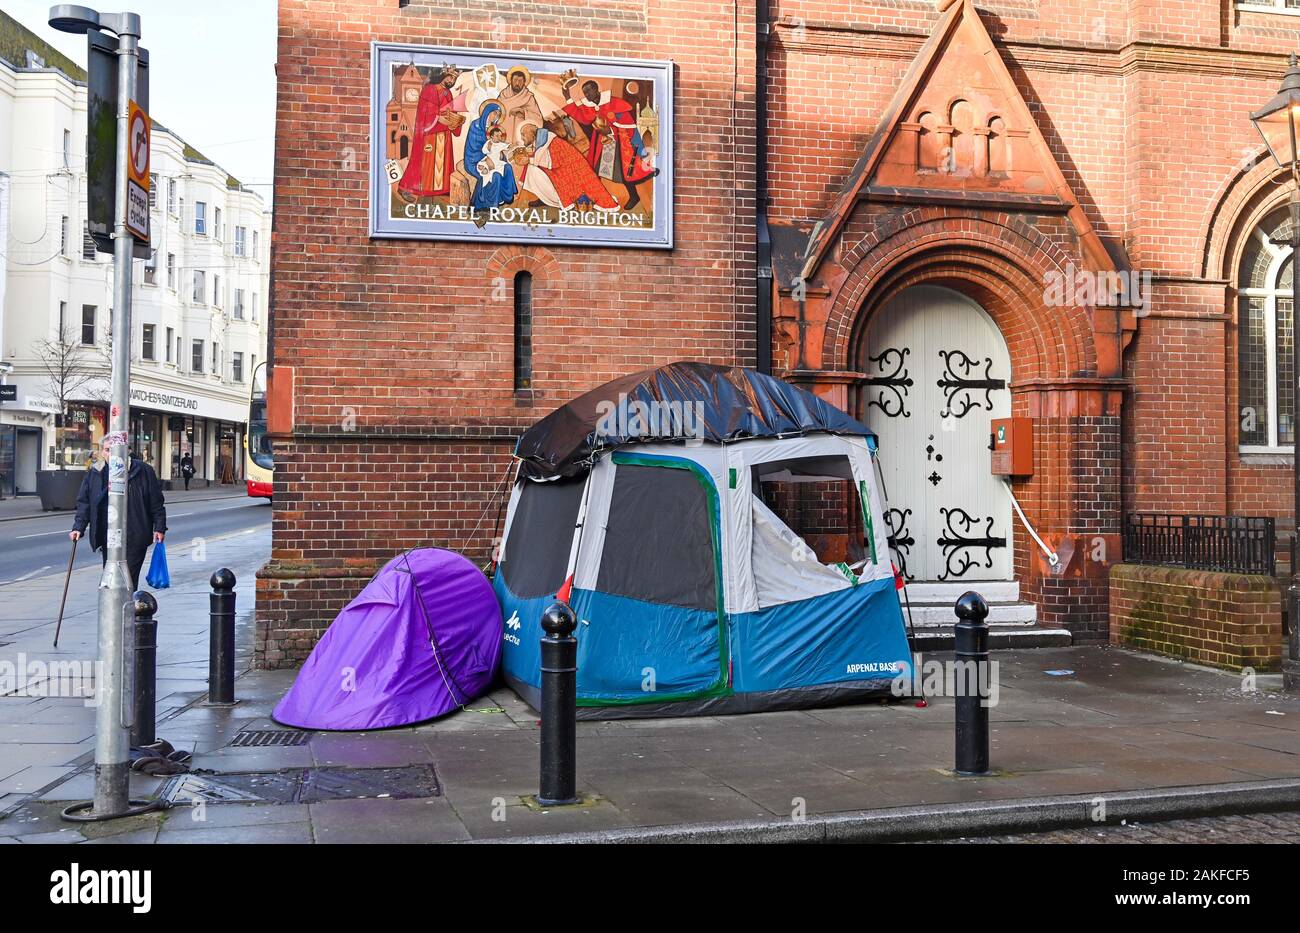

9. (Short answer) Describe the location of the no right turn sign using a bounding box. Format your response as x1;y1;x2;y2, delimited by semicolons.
125;100;150;241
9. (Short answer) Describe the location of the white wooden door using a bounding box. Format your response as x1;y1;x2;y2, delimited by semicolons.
863;285;1012;582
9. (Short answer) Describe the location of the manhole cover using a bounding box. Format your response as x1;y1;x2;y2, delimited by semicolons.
162;765;440;805
227;729;311;748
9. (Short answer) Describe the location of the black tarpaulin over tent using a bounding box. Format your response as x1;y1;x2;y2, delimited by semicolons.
514;361;873;478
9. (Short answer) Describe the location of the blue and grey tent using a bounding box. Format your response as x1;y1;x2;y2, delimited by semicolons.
493;361;911;717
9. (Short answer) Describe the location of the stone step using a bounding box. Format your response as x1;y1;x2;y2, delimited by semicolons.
899;601;1037;627
907;627;1073;651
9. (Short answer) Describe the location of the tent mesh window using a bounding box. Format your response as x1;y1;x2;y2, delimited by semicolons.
500;475;585;598
754;456;865;566
597;463;717;611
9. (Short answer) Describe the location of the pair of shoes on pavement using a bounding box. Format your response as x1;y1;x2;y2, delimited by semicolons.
130;739;192;776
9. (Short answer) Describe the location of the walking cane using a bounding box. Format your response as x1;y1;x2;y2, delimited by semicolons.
53;536;77;649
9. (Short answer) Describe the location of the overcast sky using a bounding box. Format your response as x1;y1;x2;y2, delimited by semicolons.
7;0;277;198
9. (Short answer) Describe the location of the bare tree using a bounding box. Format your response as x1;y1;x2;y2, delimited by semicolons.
33;323;107;467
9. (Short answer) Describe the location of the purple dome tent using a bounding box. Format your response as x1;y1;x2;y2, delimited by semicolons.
273;548;502;730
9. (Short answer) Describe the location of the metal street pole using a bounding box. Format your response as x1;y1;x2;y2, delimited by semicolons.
1290;174;1300;693
95;8;141;817
1250;55;1300;692
50;4;143;816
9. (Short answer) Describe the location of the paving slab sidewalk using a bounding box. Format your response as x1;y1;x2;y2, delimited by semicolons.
0;526;268;818
5;630;1298;843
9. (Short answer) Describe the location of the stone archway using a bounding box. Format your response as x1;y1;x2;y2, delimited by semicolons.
795;213;1130;638
827;210;1104;384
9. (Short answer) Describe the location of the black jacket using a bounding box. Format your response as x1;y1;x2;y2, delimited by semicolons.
73;456;168;554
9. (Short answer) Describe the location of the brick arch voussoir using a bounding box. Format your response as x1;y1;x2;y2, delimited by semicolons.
485;245;559;285
846;257;1060;383
1200;153;1290;281
838;207;1063;273
827;220;1093;379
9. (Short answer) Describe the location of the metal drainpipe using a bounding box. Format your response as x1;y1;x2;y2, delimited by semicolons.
755;1;772;375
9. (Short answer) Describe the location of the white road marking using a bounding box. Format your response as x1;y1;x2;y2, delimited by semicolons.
0;507;269;587
1;565;52;585
2;496;256;527
11;503;256;537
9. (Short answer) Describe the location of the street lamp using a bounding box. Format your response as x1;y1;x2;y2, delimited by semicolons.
48;3;146;818
1251;53;1300;693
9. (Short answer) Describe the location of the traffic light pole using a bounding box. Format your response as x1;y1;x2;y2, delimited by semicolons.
93;10;141;818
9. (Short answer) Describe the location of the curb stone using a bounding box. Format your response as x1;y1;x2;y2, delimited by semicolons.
477;778;1300;844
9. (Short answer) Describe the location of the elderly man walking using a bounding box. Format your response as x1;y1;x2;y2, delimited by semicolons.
70;438;167;591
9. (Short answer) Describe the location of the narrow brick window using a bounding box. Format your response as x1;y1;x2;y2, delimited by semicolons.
514;271;532;391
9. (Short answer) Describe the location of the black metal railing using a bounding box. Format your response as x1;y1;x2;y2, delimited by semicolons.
1124;514;1276;576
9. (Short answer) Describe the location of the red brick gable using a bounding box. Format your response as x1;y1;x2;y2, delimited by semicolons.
798;0;1114;283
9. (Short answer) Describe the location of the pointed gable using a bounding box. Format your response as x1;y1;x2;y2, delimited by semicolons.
800;0;1114;280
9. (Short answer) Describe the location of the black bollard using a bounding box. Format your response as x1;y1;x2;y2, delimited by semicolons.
130;591;158;748
954;590;991;775
538;601;579;806
208;569;236;705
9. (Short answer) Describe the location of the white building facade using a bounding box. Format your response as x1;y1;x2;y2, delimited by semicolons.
0;20;269;495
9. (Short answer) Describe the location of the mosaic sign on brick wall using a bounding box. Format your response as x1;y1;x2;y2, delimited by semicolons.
370;43;673;248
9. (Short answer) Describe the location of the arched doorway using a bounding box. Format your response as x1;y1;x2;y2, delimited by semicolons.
861;285;1013;582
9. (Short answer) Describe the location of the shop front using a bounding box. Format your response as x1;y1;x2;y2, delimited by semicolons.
168;414;200;485
165;414;218;487
215;422;245;485
128;382;248;489
130;409;163;473
0;408;50;497
59;401;108;469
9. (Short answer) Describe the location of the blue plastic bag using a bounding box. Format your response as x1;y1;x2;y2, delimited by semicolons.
146;541;170;589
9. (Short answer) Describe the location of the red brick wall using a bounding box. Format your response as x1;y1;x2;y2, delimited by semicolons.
1110;563;1283;671
266;0;1300;664
1122;317;1229;515
256;436;517;667
1014;414;1122;640
767;0;1300;528
262;0;758;665
769;0;1300;639
275;0;757;416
